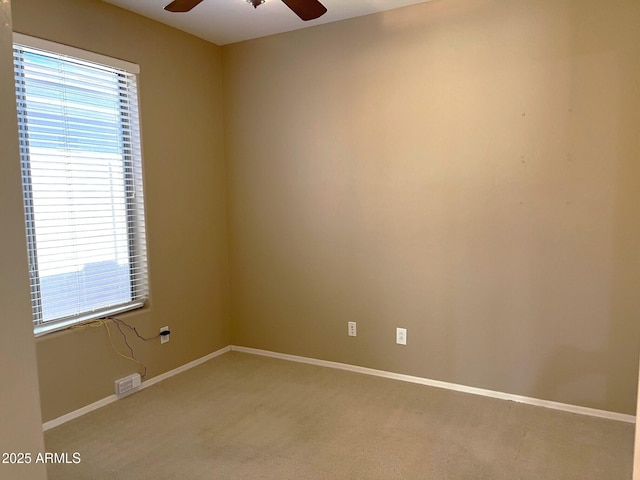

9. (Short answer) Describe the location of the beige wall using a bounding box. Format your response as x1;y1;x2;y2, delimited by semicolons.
223;0;640;414
0;1;47;478
5;0;639;428
11;0;230;422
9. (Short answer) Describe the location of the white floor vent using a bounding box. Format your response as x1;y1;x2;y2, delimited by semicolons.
115;373;141;397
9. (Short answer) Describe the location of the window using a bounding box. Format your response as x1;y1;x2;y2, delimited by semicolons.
12;34;149;336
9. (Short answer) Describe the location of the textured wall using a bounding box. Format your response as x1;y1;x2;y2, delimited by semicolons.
0;0;47;478
223;0;640;414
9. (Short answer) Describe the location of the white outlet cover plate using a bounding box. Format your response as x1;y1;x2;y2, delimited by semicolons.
396;328;407;345
160;326;170;344
348;322;357;337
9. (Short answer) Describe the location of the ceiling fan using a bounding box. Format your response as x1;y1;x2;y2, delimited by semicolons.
164;0;328;21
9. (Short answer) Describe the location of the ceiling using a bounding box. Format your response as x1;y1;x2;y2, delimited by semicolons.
103;0;434;46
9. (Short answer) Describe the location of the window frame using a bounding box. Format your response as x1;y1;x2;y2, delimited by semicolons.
12;33;149;337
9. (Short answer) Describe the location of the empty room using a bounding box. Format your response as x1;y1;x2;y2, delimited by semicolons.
1;0;639;478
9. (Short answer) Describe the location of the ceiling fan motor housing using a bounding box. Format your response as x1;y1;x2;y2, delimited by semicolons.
247;0;266;7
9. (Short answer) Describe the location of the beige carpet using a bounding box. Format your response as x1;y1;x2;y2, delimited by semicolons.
45;352;634;479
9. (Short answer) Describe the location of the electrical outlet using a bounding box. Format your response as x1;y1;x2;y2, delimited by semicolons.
348;321;357;337
396;327;407;345
160;326;170;344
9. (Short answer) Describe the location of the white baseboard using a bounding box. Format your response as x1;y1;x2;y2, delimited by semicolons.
230;345;636;424
43;343;635;431
42;345;231;431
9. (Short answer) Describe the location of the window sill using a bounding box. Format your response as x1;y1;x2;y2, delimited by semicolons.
34;301;145;337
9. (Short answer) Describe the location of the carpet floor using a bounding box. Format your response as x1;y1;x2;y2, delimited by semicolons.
44;351;634;479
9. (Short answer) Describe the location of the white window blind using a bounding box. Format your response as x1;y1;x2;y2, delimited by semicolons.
12;35;149;335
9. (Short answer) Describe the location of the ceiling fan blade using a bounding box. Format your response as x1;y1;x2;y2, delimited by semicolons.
280;0;327;21
164;0;204;13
